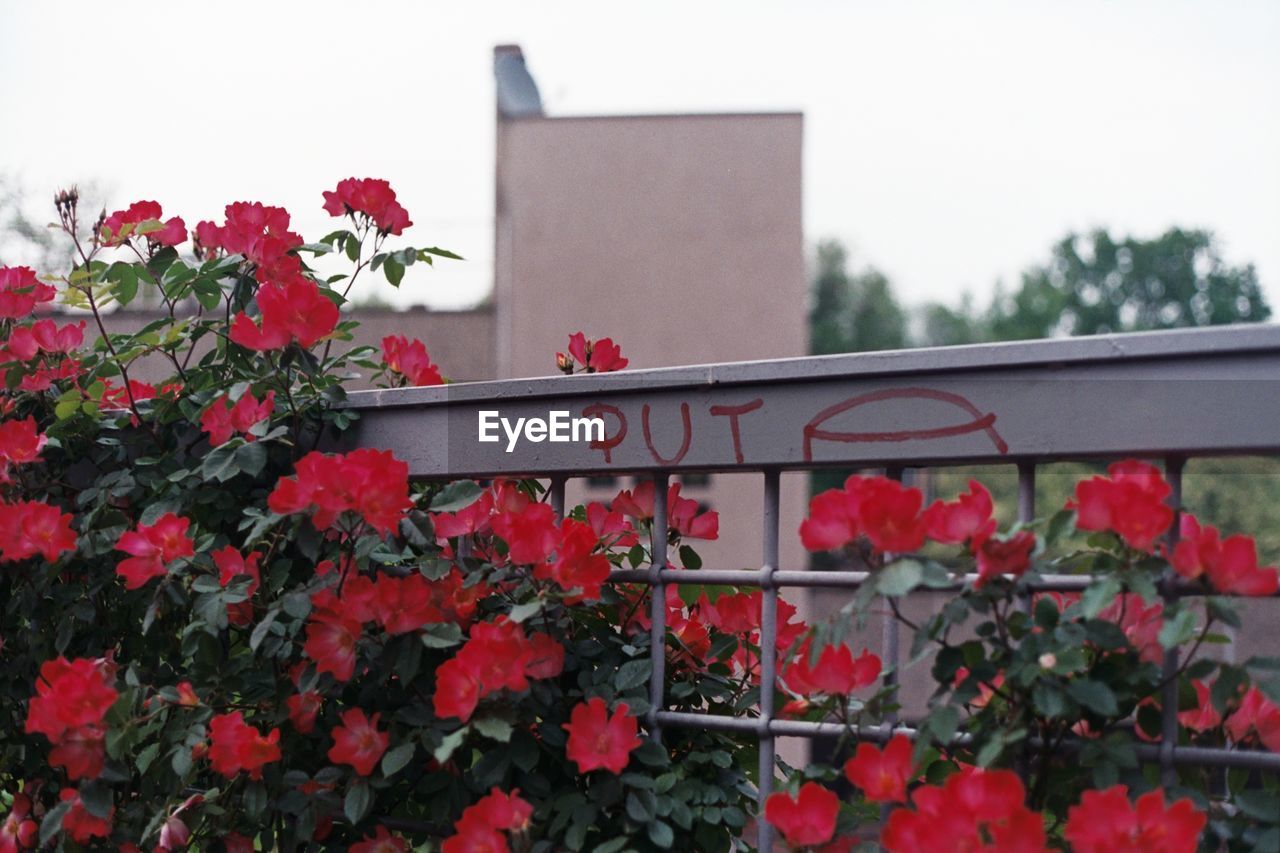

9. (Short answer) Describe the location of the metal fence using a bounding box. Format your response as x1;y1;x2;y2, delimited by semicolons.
345;324;1280;849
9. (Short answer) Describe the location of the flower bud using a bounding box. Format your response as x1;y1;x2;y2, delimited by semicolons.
1039;652;1057;669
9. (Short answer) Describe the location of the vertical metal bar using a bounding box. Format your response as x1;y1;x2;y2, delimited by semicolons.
880;467;905;823
1017;461;1036;525
549;476;566;521
757;470;781;853
1160;457;1185;787
1014;462;1036;784
647;474;670;744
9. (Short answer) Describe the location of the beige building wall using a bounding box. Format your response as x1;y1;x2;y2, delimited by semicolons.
493;109;809;576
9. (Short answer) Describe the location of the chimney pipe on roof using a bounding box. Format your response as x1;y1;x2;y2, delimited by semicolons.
494;44;544;119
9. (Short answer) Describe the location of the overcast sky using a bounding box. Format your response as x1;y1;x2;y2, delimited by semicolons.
3;0;1277;312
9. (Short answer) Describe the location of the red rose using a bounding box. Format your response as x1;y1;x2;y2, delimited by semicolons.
208;711;281;779
844;734;916;803
765;782;840;847
563;697;642;774
327;708;390;776
1065;785;1205;853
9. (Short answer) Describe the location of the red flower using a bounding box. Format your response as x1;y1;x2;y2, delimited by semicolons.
974;530;1036;587
538;518;611;602
287;690;322;734
667;483;719;540
114;512;194;589
445;786;533;852
322;178;412;235
349;825;409;853
101;200;186;247
881;767;1044;853
563;697;642;774
1097;593;1164;665
230;276;339;351
764;782;839;847
221;833;255;853
492;501;559;565
208;711;281;779
611;481;718;541
585;501;638;547
194;201;303;279
1065;785;1205;853
1177;680;1222;733
29;318;85;353
801;475;926;553
24;656;118;780
1;793;37;851
1167;514;1278;595
433;655;483;722
269;449;412;536
214;545;262;626
464;619;535;693
382;335;444;386
304;607;364;682
433;489;493;539
843;734;915;803
201;390;275;446
783;640;881;697
1225;686;1280;752
0;266;56;319
923;480;996;545
59;788;113;846
559;332;628;373
1070;460;1173;552
328;708;390;776
0;417;46;468
0;500;77;563
525;632;566;679
175;681;201;707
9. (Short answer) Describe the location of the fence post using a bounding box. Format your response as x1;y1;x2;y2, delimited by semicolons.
647;474;670;744
757;470;781;852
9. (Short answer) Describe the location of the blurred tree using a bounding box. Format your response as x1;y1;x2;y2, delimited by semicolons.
0;177;73;270
918;293;982;347
986;228;1270;340
809;239;907;355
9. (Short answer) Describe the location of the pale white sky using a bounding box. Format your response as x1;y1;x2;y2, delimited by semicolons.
2;0;1277;312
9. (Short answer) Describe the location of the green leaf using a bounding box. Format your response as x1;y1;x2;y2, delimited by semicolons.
678;544;702;571
430;480;485;512
344;780;371;824
419;246;464;261
877;558;924;596
1079;576;1121;619
646;820;674;848
1158;607;1197;650
383;257;405;287
616;658;652;691
508;600;542;624
1068;679;1119;716
39;800;71;846
473;717;513;743
250;609;279;651
434;727;470;763
381;742;415;778
78;780;113;819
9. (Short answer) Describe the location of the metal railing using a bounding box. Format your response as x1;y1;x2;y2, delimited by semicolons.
345;324;1280;850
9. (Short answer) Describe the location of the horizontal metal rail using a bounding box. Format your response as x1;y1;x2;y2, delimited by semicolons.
342;325;1280;849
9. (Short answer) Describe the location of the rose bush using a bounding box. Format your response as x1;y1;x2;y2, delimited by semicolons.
768;468;1280;851
0;181;1277;851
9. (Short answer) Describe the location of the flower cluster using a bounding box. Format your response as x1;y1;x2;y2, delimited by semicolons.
444;787;532;852
100;200;186;247
269;448;413;535
1070;459;1174;552
381;334;444;387
556;331;628;374
433;618;564;721
803;475;1037;585
1169;513;1278;595
208;711;282;779
200;390;275;446
229;274;340;351
114;512;195;589
323;177;413;236
0;266;55;319
23;656;118;780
